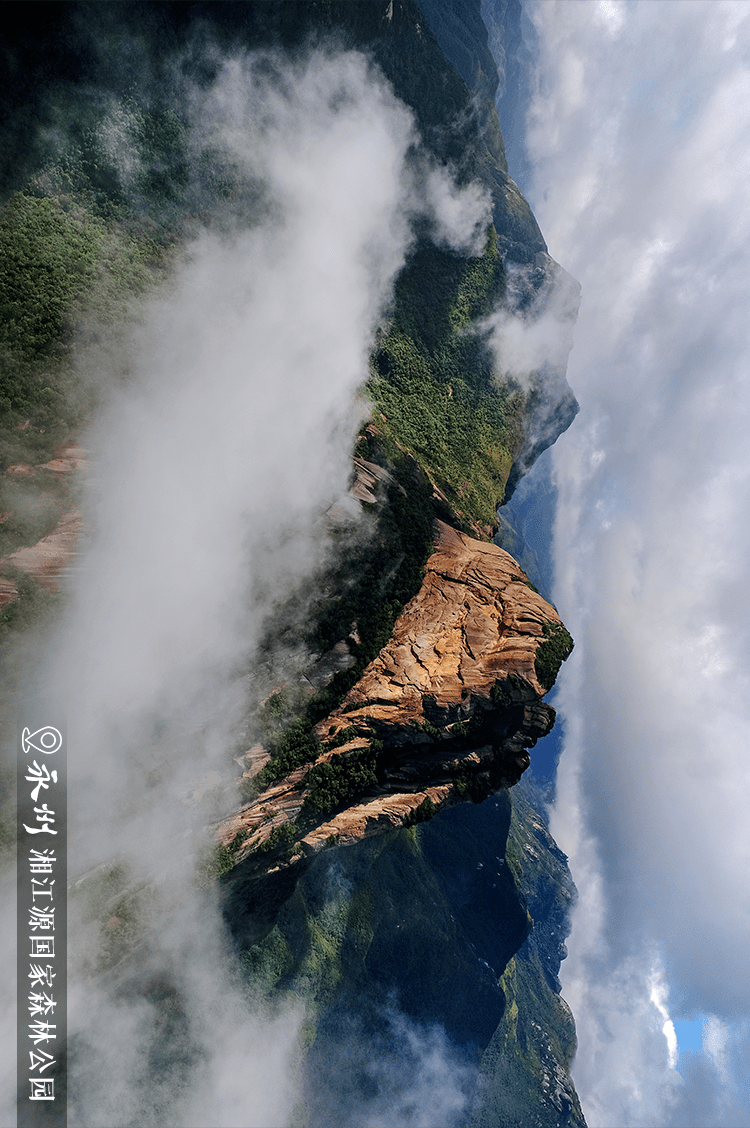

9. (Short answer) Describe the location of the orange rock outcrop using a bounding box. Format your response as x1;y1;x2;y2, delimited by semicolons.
216;520;565;874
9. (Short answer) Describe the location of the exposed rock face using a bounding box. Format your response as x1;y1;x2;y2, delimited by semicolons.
337;519;559;719
0;509;82;595
0;577;18;607
37;441;87;478
217;519;570;873
350;455;396;504
0;440;86;604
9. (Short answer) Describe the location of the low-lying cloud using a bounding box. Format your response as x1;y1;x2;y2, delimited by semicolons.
421;166;491;255
2;43;491;1126
306;1007;478;1128
483;256;578;390
56;47;419;879
521;0;750;1123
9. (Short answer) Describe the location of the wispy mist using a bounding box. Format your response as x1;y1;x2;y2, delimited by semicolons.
522;0;750;1123
483;257;577;391
306;1006;478;1128
481;248;579;498
421;167;490;256
55;49;418;879
2;44;490;1126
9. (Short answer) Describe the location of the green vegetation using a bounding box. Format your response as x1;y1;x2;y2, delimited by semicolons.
0;571;60;641
469;784;584;1126
0;45;537;813
1;15;582;1123
302;749;378;813
404;794;438;826
240;926;296;991
309;445;439;661
39;97;194;225
534;622;574;690
490;672;527;708
130;106;189;210
0;193;103;362
238;827;465;1014
203;820;301;882
504;823;525;885
368;230;526;529
0;189;162;443
240;863;364;1004
255;445;440;789
205;827;252;879
341;699;372;714
258;822;298;855
256;717;321;788
209;847;236;879
0;126;176;674
449;757;485;801
234;803;549;1109
324;725;362;750
228;828;249;852
0;192;99;448
68;860;152;971
410;717;441;740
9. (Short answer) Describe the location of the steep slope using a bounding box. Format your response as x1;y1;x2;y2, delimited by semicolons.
210;7;583;1124
469;784;585;1127
216;519;570;870
412;0;580;500
0;3;585;1124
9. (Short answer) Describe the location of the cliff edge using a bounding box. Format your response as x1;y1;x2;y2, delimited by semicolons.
215;519;572;873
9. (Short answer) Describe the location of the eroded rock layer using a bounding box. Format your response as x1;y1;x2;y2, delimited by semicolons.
217;519;570;873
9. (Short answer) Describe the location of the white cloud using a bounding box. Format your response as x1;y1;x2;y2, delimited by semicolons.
421;166;491;255
49;50;417;884
594;1;626;37
524;0;750;1122
558;951;683;1128
65;889;306;1127
703;1015;730;1081
307;1008;478;1128
2;44;491;1125
482;257;578;390
356;1012;477;1128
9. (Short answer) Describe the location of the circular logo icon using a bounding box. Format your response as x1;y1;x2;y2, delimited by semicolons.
22;726;63;756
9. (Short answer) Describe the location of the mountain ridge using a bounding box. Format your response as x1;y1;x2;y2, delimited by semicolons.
214;518;570;873
0;3;586;1124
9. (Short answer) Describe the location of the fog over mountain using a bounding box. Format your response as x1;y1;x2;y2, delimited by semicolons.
517;1;750;1123
1;43;490;1127
7;2;748;1125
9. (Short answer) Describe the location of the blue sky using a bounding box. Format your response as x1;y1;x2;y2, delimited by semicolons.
515;1;750;1124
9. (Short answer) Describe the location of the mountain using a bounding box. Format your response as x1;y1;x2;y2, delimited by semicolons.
1;2;584;1124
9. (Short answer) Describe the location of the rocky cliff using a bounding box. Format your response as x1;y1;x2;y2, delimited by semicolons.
207;6;583;1123
216;519;570;872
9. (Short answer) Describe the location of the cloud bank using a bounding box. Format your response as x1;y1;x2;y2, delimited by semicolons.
522;1;750;1123
2;44;491;1127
